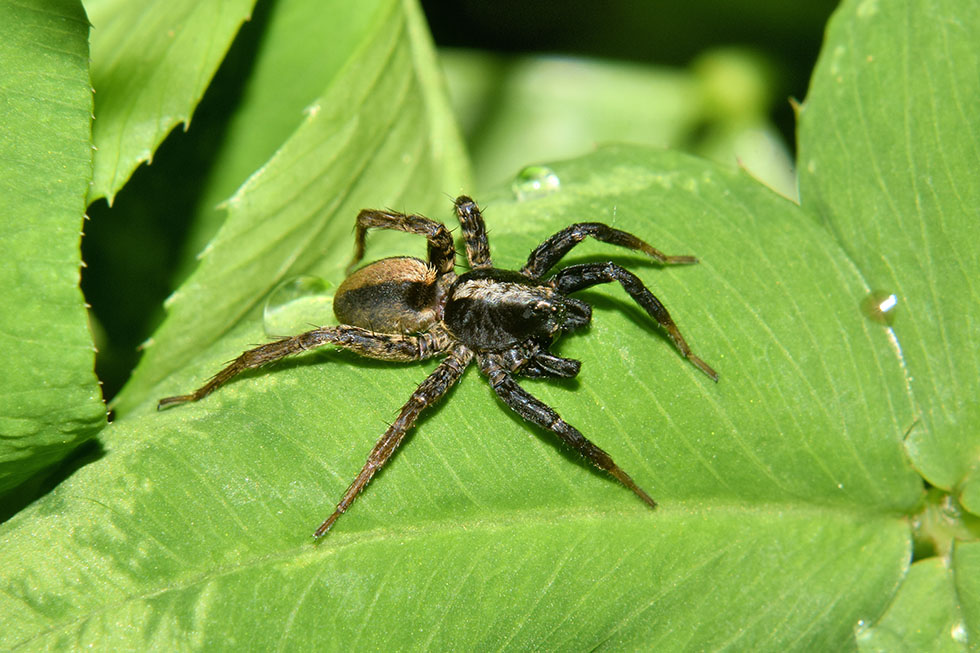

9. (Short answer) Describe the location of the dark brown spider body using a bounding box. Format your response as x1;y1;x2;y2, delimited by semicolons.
159;195;718;540
444;269;591;352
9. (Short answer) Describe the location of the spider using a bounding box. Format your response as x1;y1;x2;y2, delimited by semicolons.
159;195;718;539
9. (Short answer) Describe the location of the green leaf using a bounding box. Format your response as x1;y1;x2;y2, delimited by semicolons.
953;541;980;647
0;0;106;493
112;0;468;415
85;0;256;202
797;0;980;514
855;558;965;652
171;0;403;282
0;147;920;648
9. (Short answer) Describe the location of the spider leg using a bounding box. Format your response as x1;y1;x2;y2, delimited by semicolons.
478;354;657;509
520;351;582;379
498;338;581;379
348;208;455;275
454;195;493;269
158;325;452;409
552;263;718;381
314;345;473;539
521;222;698;279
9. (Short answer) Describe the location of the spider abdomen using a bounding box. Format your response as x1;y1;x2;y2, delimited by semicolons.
334;257;443;332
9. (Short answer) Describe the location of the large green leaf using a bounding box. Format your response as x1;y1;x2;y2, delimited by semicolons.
0;0;106;494
0;147;920;648
113;0;468;415
797;0;980;514
85;0;256;202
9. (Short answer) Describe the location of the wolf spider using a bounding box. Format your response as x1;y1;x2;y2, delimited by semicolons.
159;196;717;539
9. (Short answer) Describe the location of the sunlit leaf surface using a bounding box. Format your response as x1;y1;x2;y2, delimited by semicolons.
798;0;980;515
0;147;919;648
855;558;963;652
953;542;980;648
114;0;468;415
85;0;256;201
0;0;106;493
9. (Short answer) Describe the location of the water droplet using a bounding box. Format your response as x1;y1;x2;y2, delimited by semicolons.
512;165;561;200
852;621;870;644
854;622;903;649
263;275;334;337
861;290;898;325
303;102;321;118
951;621;968;644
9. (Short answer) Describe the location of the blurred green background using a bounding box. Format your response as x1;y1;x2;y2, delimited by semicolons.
82;0;838;404
421;0;837;160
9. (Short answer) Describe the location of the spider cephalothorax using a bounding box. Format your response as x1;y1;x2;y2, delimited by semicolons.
159;196;718;539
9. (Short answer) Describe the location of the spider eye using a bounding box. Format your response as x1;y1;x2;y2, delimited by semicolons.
522;300;550;320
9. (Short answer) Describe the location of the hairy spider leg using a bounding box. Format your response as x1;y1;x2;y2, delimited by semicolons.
520;351;581;378
521;222;699;279
157;326;452;409
498;338;582;379
552;262;718;381
348;208;455;275
478;354;658;509
314;345;474;539
453;195;493;269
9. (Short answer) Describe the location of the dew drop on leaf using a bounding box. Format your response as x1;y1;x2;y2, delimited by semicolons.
512;165;561;200
861;290;898;325
263;275;334;337
951;621;968;644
